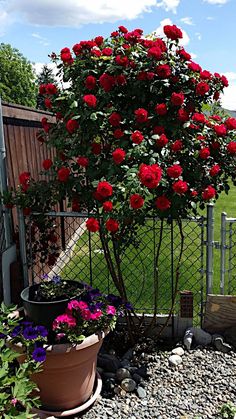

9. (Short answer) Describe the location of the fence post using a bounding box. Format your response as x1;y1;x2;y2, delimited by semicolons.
220;212;226;295
206;204;214;294
17;208;29;288
0;98;12;248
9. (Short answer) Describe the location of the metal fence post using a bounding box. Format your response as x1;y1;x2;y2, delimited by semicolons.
0;98;12;248
17;208;29;287
206;204;214;294
220;212;226;295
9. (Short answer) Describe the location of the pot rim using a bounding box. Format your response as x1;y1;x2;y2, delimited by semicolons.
20;282;83;305
9;329;109;354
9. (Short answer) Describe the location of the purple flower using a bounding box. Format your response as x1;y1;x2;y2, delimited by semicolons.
23;326;38;340
32;347;46;362
0;333;6;339
125;302;133;311
52;275;61;284
20;321;33;327
10;326;22;337
35;325;48;338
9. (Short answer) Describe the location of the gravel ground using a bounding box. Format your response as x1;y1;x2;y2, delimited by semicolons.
78;343;236;419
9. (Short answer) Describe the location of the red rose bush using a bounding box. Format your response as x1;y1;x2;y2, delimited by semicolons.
5;24;236;307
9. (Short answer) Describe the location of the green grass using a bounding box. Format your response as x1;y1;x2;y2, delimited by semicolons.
61;185;236;318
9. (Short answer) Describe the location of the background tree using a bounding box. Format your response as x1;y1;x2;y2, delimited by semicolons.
36;64;57;110
0;43;37;107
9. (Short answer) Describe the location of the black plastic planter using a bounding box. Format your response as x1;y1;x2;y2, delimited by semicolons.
21;281;84;328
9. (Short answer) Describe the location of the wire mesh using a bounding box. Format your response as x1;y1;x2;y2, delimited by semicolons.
23;212;206;323
224;220;236;294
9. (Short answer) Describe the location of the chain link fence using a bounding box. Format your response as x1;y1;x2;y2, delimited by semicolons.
21;212;207;323
220;214;236;295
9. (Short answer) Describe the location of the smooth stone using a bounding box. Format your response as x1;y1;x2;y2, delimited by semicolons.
136;386;146;399
120;359;131;368
116;368;131;381
122;348;134;360
213;335;232;353
169;354;182;366
135;365;148;378
171;347;184;356
184;327;212;348
97;354;121;372
120;378;136;392
132;373;142;384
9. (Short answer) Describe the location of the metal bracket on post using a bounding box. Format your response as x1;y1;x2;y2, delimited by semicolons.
17;208;29;288
220;212;226;295
206;204;214;295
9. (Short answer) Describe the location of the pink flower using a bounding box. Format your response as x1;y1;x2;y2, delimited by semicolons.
106;305;116;316
90;310;103;320
81;309;92;320
52;314;76;330
67;300;88;311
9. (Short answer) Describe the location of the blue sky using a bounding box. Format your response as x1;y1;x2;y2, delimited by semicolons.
1;0;236;109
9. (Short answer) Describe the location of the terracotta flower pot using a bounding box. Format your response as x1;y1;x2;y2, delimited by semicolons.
16;331;107;411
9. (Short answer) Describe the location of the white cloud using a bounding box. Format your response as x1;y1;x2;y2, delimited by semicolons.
180;16;194;25
32;33;50;47
190;52;197;59
9;0;158;27
195;32;202;40
220;73;236;110
156;0;180;14
203;0;228;4
0;8;11;36
152;18;190;46
206;16;215;20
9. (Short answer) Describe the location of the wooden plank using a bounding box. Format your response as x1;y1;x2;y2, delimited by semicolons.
203;294;236;333
2;102;55;123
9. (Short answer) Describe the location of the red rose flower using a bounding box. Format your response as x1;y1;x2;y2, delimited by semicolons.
45;83;57;95
196;82;210;96
164;24;183;40
115;55;129;67
172;180;188;195
227;142;236;154
177;48;191;61
41;117;50;133
39;84;46;94
199;147;210;159
192;113;206;123
138;164;162;189
60;47;73;64
171;92;185;106
77;156;89;167
130;194;144;209
119;25;128;33
99;73;115;92
134;108;148;123
153;126;165;135
210;164;221;176
156;134;168;148
91;142;102;155
167;164;183;179
85;75;96;90
19;171;30;185
156;64;171;78
112;148;126;164
116;74;127;85
147;47;162;60
103;201;113;212
72;198;80;212
221;75;229;87
106;218;119;233
200;70;212;80
83;94;97;108
57;167;70;182
95;36;104;46
188;61;202;72
86;218;100;232
42;159;53;170
131;130;144;144
214;124;227;136
191;190;198;197
155;196;171;211
155;103;167;116
66;119;79;134
225;118;236;130
171;140;183;152
202;186;216;201
109;112;121;127
113;129;124;139
178;108;190;122
102;47;113;56
213;91;220;101
97;181;113;198
72;43;82;55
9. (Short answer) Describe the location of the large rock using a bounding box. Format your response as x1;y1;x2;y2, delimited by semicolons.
97;354;121;372
121;378;136;392
184;327;212;349
212;335;232;353
116;368;131;382
172;347;184;356
169;354;182;366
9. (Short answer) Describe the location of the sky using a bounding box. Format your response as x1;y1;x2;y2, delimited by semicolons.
0;0;236;110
